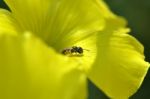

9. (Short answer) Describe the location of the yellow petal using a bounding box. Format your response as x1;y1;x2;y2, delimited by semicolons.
4;0;105;47
4;0;51;36
0;9;19;35
94;0;116;18
0;33;87;99
88;18;149;98
46;0;105;48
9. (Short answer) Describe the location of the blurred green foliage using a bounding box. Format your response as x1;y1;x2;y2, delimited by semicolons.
0;0;149;99
0;0;9;10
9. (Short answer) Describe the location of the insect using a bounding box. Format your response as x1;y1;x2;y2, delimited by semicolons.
61;46;84;56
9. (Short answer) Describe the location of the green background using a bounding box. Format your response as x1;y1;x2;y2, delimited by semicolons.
0;0;150;99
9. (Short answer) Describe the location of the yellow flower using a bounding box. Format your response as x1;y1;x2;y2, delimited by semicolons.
0;0;149;99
